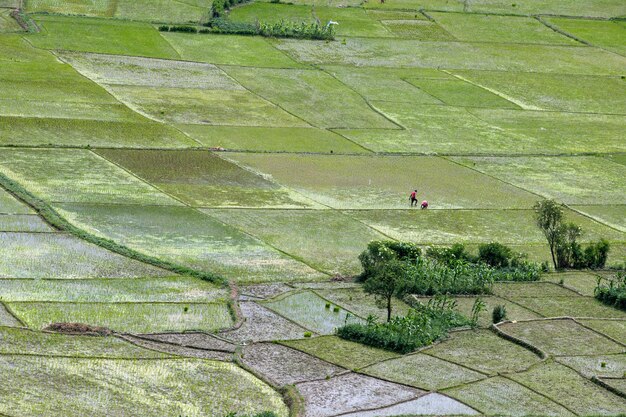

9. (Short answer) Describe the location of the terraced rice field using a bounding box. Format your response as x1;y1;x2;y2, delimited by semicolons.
1;0;625;415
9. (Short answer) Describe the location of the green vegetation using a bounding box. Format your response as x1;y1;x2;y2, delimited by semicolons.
337;297;469;353
596;272;626;311
548;17;626;55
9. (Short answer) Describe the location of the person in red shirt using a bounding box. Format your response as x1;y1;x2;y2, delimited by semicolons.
409;190;418;207
421;200;429;210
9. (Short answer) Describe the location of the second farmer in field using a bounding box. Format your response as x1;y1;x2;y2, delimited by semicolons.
410;189;418;207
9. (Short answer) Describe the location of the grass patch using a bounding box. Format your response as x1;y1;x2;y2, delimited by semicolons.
8;301;233;333
431;12;577;45
578;319;626;344
0;188;32;214
454;156;626;205
105;85;307;127
227;153;537;209
544;271;603;296
406;78;520;109
509;296;626;319
362;353;485;390
492;281;580;298
28;16;180;58
0;149;180;205
161;32;303;68
223;66;396;129
0;215;53;232
0;232;168;279
572;205;626;232
0;356;288;416
0;277;228;302
177;125;368;153
0;9;23;33
499;319;624;356
548;17;626;55
55;203;321;283
558;354;626;379
205;209;386;275
425;329;542;375
262;290;362;334
510;361;626;416
464;0;626;18
281;335;400;369
0;326;170;358
95;149;316;208
444;376;575;417
316;287;412;322
382;19;456;40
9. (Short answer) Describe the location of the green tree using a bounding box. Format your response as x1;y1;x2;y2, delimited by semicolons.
363;259;406;322
533;200;564;270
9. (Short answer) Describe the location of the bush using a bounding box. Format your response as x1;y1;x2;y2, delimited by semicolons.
492;305;507;323
358;240;421;281
337;296;469;354
595;272;626;311
478;242;513;268
259;20;335;40
426;243;474;266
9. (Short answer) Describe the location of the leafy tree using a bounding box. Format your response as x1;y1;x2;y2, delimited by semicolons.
533;200;564;270
478;242;513;268
363;259;406;322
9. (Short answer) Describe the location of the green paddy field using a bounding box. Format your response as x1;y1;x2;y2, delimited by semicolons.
0;0;625;415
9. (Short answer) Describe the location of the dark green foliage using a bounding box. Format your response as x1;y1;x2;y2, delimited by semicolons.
533;199;564;270
582;239;611;269
478;242;513;268
595;272;626;311
211;0;253;18
0;173;225;285
492;304;507;323
363;259;406;321
426;243;474;266
208;18;258;35
258;20;335;40
470;298;486;328
158;25;198;33
336;296;469;354
358;240;421;281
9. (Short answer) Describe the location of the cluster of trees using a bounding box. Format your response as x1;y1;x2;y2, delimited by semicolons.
533;200;611;270
595;272;626;311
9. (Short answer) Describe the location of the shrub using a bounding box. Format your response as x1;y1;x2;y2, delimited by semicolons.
426;243;474;266
492;305;507;323
595;272;626;311
358;240;421;281
159;25;198;33
258;20;335;40
303;331;312;338
337;296;469;354
478;242;513;268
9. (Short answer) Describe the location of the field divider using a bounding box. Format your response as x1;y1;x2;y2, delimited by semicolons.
571;318;626;348
490;322;547;359
0;172;225;284
590;376;626;400
499;373;580;416
533;15;591;46
0;301;26;328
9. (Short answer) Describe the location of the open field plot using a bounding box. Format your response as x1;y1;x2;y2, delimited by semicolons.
316;287;412;321
362;0;464;11
453;71;626;114
222;66;397;129
177;125;368;153
605;378;626;394
558;354;626;379
0;304;21;326
454;156;626;205
407;78;520;108
221;301;310;342
492;282;581;298
205;209;385;275
578;319;626;345
548;17;626;55
466;109;626;154
0;277;227;303
25;0;114;17
95;149;317;208
543;271;604;296
229;3;392;38
0;214;53;232
0;33;60;63
60;52;243;90
55;204;323;283
296;372;423;417
431;12;576;45
7;301;233;333
0;188;31;214
444;376;575;417
272;38;626;74
0;356;288;417
337;104;534;154
413;296;542;327
241;343;343;386
262;290;362;334
510;361;626;416
0;232;169;278
498;319;625;356
0;149;180;205
106;85;307;127
338;393;480;417
0;9;22;32
572;205;626;232
0;77;118;105
348;208;622;245
381;19;456;40
322;65;452;103
226;153;538;209
425;329;542;375
162;33;303;68
509;295;626;319
282;336;400;369
0;327;170;358
362;352;486;390
464;0;626;18
28;16;180;58
257;0;363;6
0;117;198;148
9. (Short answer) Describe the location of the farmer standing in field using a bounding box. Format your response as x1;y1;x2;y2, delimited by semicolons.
409;190;418;207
